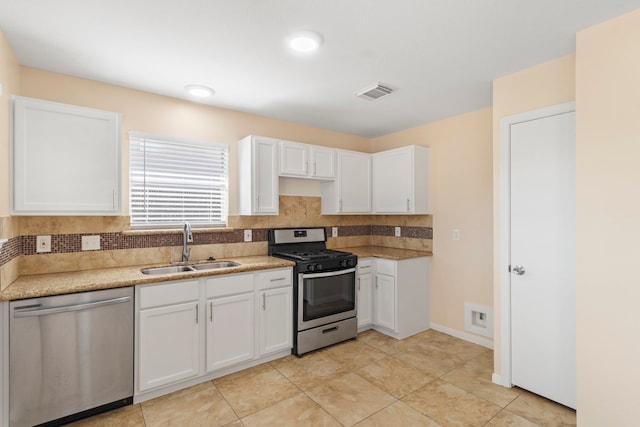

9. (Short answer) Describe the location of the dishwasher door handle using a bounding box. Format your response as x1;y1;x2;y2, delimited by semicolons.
13;296;132;318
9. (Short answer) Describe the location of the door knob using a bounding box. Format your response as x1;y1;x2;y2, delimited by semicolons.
512;265;526;275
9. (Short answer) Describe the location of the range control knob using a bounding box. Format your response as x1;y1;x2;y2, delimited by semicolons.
316;264;323;271
307;264;315;271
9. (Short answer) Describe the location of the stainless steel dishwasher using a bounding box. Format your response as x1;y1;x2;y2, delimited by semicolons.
9;287;134;427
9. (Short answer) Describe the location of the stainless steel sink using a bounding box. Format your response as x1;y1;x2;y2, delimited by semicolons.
191;261;240;270
140;261;240;275
140;265;195;275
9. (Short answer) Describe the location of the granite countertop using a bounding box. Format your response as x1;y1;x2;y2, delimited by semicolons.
0;246;431;301
0;256;295;301
341;246;432;260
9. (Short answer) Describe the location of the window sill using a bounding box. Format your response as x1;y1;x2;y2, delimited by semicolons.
122;227;235;236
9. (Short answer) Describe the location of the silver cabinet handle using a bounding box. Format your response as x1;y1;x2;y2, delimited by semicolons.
195;304;199;324
13;296;131;318
339;199;342;212
209;302;213;322
512;265;526;275
262;293;266;310
358;277;361;291
270;277;286;282
313;162;317;176
305;161;308;173
407;198;410;211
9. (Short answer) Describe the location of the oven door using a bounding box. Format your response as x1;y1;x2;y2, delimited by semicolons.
298;268;356;330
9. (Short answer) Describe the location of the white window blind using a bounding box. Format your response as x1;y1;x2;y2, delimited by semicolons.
129;132;228;228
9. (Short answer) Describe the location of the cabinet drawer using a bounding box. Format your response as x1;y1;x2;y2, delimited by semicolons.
139;280;199;309
206;273;254;298
259;268;292;290
376;259;396;276
358;258;373;272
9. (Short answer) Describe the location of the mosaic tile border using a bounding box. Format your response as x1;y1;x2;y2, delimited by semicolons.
0;225;432;266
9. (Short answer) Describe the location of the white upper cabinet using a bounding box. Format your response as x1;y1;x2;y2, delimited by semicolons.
372;145;429;214
321;149;371;214
238;135;279;215
11;96;121;215
279;141;335;180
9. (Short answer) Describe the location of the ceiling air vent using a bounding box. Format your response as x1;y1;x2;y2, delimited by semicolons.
356;82;396;101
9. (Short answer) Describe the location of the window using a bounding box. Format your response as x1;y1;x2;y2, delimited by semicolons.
129;132;228;228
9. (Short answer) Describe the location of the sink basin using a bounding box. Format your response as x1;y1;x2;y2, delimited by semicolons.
140;265;195;275
192;261;240;270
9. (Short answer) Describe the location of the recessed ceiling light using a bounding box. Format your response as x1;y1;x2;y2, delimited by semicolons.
184;84;215;98
286;31;323;53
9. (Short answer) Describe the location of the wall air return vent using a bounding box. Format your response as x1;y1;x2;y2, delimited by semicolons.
356;82;396;101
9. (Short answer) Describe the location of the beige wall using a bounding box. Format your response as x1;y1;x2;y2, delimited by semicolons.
576;10;640;425
491;54;576;374
0;30;21;220
373;108;493;338
17;67;370;216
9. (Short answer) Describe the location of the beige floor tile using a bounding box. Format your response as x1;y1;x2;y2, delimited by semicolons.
402;379;501;427
357;329;408;354
324;339;387;371
461;350;495;376
394;347;462;377
485;410;539;426
442;366;521;407
213;363;300;418
272;350;348;390
241;392;341;427
412;333;490;362
506;390;576;426
67;404;145;426
356;356;436;398
354;401;440;427
306;372;396;426
141;381;237;427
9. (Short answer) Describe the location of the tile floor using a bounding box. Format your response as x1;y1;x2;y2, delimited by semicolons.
70;329;576;426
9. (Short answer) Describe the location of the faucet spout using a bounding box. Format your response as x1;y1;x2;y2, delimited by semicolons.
182;222;193;262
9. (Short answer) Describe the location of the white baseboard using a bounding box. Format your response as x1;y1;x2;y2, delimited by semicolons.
492;373;512;388
430;322;494;349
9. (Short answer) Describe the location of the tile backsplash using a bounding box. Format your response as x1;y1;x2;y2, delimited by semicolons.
0;196;432;289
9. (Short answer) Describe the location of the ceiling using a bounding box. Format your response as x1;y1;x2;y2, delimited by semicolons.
1;0;639;138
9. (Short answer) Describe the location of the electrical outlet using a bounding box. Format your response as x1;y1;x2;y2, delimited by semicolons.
36;235;51;253
394;227;401;237
244;229;252;242
453;229;461;241
332;227;338;237
82;235;101;251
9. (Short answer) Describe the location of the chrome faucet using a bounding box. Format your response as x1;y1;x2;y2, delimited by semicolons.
182;222;193;263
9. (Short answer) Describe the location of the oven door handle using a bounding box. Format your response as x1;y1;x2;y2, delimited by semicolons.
299;268;356;279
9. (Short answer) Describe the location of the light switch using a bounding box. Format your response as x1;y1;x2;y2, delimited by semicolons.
453;229;460;241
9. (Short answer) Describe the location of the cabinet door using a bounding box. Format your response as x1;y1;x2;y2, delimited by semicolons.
258;286;292;355
279;141;308;177
338;151;371;212
373;148;412;213
206;293;255;372
357;272;373;327
374;274;396;331
12;96;120;215
254;137;279;214
310;146;335;179
138;301;199;391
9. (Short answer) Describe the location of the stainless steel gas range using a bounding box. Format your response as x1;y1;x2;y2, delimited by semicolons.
268;227;358;356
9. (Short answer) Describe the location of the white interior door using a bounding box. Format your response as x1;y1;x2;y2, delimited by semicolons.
510;110;576;409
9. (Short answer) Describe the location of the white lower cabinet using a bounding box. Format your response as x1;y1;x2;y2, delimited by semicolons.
374;272;396;331
136;268;292;398
357;259;374;328
258;268;293;355
206;293;255;372
137;280;200;392
367;257;430;340
258;287;293;355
